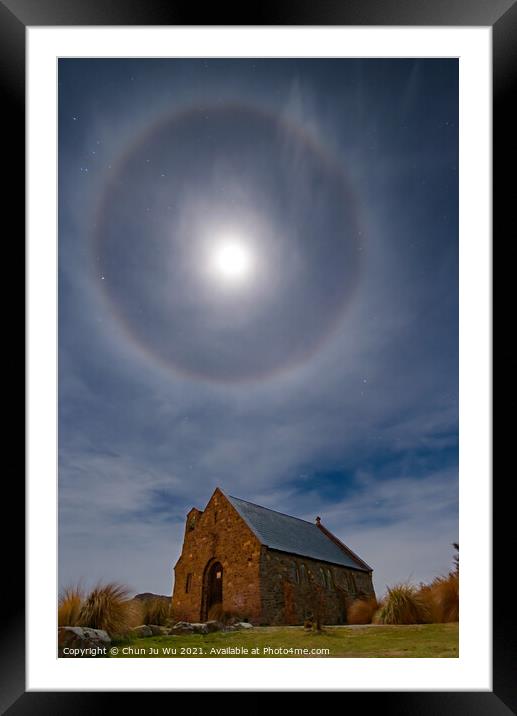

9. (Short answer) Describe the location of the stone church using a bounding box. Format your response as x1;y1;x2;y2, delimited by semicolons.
172;487;375;625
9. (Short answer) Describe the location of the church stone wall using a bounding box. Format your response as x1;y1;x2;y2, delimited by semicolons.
259;548;375;625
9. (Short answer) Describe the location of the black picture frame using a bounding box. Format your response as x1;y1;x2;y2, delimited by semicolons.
10;0;507;710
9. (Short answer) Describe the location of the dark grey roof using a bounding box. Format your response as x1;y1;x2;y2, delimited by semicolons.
226;494;369;571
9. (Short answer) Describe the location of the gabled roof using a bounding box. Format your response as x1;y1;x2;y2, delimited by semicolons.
226;493;371;572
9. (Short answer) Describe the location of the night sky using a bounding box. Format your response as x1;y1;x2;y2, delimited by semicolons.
58;59;458;596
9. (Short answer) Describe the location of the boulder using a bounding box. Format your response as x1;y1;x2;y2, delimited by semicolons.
205;620;224;633
224;615;242;626
58;627;111;657
130;625;153;638
148;624;169;636
169;621;209;635
189;622;209;634
168;621;195;635
223;622;252;631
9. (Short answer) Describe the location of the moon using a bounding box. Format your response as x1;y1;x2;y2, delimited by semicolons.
210;237;254;285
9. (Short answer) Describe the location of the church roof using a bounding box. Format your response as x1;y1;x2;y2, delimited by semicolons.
226;494;371;572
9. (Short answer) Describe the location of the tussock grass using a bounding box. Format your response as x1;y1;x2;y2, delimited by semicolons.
419;573;458;623
207;603;224;622
58;586;84;626
206;603;248;624
371;607;383;625
432;573;459;623
378;583;430;625
78;582;133;636
125;599;145;628
140;597;171;626
347;597;379;625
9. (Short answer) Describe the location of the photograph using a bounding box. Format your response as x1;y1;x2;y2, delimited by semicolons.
57;57;460;660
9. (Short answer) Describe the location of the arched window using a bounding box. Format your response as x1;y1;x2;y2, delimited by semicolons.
326;568;333;589
299;563;307;582
346;571;357;592
319;567;326;586
292;561;300;584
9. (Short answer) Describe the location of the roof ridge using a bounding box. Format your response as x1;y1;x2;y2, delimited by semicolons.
316;520;372;571
227;494;317;527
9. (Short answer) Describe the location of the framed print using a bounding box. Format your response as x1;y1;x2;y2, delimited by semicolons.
9;0;509;708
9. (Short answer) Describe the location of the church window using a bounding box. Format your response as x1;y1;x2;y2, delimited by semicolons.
185;573;192;593
299;563;307;582
346;572;357;591
292;561;300;584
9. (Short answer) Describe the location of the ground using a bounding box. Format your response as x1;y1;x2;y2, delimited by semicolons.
110;623;458;658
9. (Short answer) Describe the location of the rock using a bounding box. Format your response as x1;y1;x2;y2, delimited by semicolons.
130;625;153;638
189;622;209;634
205;620;224;633
168;621;195;635
58;627;111;657
169;621;209;635
148;624;169;636
223;621;253;631
225;615;242;626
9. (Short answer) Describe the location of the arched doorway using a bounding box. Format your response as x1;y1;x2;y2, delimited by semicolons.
201;560;223;621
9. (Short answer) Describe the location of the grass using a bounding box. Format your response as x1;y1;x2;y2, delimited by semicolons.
347;596;378;625
109;623;458;658
58;586;84;627
77;582;133;636
59;582;173;633
420;573;459;624
378;583;430;625
207;603;247;624
138;597;171;626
